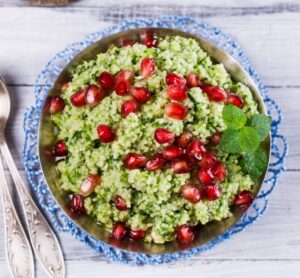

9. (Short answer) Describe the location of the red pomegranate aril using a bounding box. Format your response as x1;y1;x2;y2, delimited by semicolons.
131;87;151;103
145;153;166;171
112;222;128;240
140;57;155;78
165;102;188;120
115;69;134;84
48;96;65;114
180;183;201;204
212;161;226;182
209;132;221;146
80;174;101;197
85;84;105;107
233;190;254;210
177;225;195;244
186;140;206;161
70;194;85;215
123;153;147;169
143;37;158;48
99;71;115;90
203;184;222;201
129;229;146;240
154;128;175;144
198;152;218;169
115;80;131;96
227;93;244;108
186;73;202;88
113;195;128;211
167;84;188;101
176;131;193;148
171;159;191;174
71;89;86;107
97;124;116;143
198;168;215;185
165;73;186;86
202;85;227;102
163;146;183;160
54;140;68;156
121;99;138;117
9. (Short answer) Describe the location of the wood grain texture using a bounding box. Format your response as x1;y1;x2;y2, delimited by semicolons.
0;0;299;277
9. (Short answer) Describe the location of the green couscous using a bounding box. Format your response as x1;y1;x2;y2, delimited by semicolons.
48;34;270;244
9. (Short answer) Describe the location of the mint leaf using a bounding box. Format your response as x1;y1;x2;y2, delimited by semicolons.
218;129;241;153
241;147;268;180
222;105;247;130
250;114;271;141
238;127;260;152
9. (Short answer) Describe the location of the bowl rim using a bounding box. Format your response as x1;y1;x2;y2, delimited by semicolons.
38;27;271;254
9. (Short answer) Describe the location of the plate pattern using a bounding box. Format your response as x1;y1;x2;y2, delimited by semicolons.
23;16;287;265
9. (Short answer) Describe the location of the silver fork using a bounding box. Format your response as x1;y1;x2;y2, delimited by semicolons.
0;76;65;278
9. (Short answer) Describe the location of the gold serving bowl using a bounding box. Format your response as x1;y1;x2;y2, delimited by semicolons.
38;28;270;254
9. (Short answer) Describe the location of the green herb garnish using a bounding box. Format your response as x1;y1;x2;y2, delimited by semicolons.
219;104;271;180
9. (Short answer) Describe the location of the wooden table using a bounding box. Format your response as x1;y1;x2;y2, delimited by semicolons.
0;0;299;277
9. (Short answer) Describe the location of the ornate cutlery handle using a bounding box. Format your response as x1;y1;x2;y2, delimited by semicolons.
0;153;34;278
0;141;65;278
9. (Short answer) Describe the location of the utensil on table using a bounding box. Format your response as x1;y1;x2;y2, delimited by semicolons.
26;0;70;6
0;76;65;278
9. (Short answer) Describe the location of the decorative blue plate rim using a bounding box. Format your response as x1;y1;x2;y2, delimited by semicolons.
23;16;288;265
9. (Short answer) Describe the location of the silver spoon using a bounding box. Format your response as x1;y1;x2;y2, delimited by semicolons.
0;76;65;278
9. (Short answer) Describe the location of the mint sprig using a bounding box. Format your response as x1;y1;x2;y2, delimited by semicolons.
218;104;271;180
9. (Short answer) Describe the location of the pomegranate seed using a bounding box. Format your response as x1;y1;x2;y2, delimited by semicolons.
154;128;175;144
99;71;115;90
131;87;151;103
97;124;116;143
234;190;254;210
198;152;218;169
48;96;65;114
164;102;188;120
203;184;222;201
115;80;131;96
113;195;127;211
212;161;226;182
54;140;68;156
85;84;105;107
176;131;193;148
145;153;166;171
70;88;86;107
112;222;128;240
115;69;134;84
121;99;138;117
140;57;155;78
171;159;191;174
119;38;135;47
129;229;146;240
186;140;206;161
186;73;202;88
202;85;227;102
177;225;194;244
162;145;183;160
123;153;147;169
80;174;101;197
227;93;244;108
209;132;221;146
198;168;215;185
140;29;154;40
180;183;201;204
143;37;158;48
70;194;85;215
167;84;188;101
165;73;186;86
